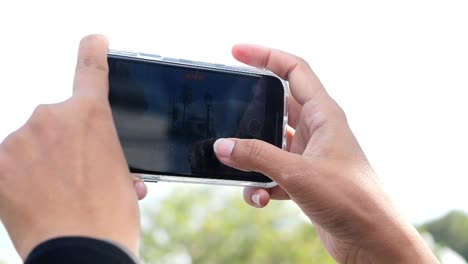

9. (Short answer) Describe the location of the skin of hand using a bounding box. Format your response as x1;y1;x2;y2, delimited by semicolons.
0;35;146;260
213;44;439;264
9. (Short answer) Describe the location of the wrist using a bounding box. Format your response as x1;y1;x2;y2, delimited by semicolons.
354;218;439;264
341;173;439;264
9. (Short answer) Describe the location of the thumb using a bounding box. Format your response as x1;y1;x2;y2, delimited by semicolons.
213;138;300;185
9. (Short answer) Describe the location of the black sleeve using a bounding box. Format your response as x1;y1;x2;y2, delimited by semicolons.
24;237;137;264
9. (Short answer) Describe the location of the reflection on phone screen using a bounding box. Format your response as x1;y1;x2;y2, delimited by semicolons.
109;57;283;183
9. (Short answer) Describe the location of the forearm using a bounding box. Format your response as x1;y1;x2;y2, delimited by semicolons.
381;227;437;263
356;212;439;264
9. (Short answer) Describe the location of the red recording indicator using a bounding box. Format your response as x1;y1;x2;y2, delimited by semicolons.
184;72;205;81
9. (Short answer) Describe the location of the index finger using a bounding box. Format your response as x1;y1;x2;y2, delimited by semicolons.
232;44;327;106
73;34;109;98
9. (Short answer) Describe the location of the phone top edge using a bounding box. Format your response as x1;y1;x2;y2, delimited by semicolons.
136;174;278;188
108;49;283;79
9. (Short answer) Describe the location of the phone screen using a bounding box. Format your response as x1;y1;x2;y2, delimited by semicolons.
108;55;285;183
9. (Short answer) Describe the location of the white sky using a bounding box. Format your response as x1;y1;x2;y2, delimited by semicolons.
1;1;468;263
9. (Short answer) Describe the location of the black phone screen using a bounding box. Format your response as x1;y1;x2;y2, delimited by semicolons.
108;55;285;183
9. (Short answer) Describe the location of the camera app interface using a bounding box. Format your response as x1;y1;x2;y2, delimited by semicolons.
109;57;283;182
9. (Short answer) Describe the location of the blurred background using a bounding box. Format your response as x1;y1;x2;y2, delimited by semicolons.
1;0;467;263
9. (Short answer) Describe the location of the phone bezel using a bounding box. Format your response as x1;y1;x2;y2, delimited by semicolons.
108;50;289;188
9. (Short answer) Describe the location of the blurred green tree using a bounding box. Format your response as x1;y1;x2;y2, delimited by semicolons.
140;187;335;264
420;210;468;261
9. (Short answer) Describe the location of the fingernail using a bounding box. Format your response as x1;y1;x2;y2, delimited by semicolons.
213;138;235;159
135;181;147;196
251;193;261;207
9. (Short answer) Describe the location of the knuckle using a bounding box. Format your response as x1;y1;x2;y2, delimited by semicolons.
33;103;52;118
0;128;31;159
284;56;309;80
295;55;310;68
77;55;108;73
300;99;348;135
15;103;65;149
244;139;265;162
301;101;327;132
0;132;19;155
280;158;317;190
278;156;304;181
29;104;57;129
327;99;348;122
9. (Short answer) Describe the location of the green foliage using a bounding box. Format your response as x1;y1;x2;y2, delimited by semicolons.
421;210;468;261
140;186;335;264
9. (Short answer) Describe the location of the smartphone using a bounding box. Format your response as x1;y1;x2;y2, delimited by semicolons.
108;50;288;187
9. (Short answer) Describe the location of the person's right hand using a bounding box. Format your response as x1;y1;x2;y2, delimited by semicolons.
214;44;438;264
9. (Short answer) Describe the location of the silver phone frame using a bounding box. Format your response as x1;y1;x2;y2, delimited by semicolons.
108;49;289;188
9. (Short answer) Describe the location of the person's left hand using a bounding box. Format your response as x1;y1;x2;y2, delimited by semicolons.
0;35;144;260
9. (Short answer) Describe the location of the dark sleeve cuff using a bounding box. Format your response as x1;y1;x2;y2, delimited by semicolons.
24;237;137;264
